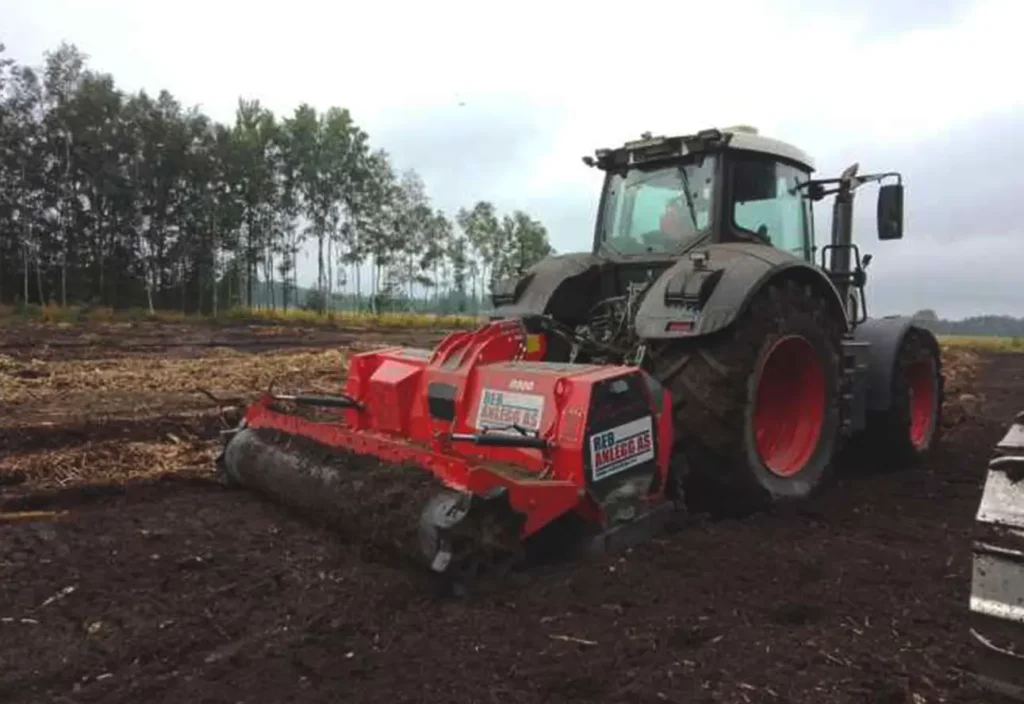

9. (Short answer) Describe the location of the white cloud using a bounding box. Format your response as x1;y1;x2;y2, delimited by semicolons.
866;231;1024;319
3;0;1022;316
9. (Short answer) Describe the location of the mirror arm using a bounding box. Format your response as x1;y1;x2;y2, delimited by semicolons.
800;172;901;199
855;171;902;187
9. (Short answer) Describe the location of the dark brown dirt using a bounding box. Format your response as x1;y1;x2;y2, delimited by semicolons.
0;340;1020;703
0;320;445;361
0;412;228;455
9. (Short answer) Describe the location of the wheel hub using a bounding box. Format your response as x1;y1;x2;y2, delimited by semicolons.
906;357;937;449
753;335;826;477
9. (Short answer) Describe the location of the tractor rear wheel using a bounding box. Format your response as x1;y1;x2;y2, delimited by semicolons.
647;279;844;509
864;327;943;464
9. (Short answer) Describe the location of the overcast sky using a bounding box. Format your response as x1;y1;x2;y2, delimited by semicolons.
4;0;1023;318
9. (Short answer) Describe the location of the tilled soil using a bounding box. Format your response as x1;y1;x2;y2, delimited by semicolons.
0;337;1020;703
0;320;446;361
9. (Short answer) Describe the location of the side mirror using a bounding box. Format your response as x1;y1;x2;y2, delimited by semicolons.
877;183;903;240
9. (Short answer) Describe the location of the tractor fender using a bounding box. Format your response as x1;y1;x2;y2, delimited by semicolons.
852;316;941;412
490;252;604;323
635;242;849;340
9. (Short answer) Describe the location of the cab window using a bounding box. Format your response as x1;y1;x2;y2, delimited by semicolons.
731;157;812;259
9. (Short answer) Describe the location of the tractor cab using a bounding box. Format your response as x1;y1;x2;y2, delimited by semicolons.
588;126;818;262
585;126;905;324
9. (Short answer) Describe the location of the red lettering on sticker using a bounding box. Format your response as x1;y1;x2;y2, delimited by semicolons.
594;430;652;469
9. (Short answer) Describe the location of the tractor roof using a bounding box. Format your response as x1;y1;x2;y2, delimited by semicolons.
592;126;815;172
718;126;815;171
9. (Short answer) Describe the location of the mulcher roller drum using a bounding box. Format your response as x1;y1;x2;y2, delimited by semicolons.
218;427;452;571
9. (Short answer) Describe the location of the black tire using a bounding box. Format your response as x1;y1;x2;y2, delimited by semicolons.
646;279;844;509
863;327;943;465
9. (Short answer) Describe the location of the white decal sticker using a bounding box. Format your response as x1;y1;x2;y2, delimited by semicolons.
475;388;545;433
508;378;535;392
589;416;655;481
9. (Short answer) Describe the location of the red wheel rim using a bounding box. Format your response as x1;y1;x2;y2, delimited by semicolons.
906;358;936;449
753;336;826;477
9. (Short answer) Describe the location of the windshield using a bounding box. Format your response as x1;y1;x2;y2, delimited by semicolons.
599;155;717;255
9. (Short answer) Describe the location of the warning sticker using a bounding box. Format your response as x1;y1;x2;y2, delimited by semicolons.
589;416;655;481
474;388;545;433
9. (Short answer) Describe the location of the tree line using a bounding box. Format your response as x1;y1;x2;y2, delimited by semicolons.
0;42;554;314
912;310;1024;338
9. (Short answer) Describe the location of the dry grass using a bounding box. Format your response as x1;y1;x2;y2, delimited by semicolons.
938;334;1024;352
938;343;981;394
0;342;358;490
0;347;347;412
228;306;481;329
0;437;217;489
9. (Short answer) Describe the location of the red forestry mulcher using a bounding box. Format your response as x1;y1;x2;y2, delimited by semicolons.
215;126;945;576
218;318;677;574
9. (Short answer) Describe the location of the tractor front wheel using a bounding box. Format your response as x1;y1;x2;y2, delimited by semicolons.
649;279;844;509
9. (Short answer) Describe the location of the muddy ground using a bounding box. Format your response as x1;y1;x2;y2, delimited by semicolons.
0;320;446;362
0;322;1018;703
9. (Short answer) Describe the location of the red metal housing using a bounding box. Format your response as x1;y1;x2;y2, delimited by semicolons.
242;319;674;539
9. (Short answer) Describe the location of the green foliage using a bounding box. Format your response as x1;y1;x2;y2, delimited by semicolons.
0;42;556;317
456;202;554;302
302;288;327;312
494;210;554;284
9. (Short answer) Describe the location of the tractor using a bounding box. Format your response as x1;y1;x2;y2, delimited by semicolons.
215;126;944;576
488;125;943;507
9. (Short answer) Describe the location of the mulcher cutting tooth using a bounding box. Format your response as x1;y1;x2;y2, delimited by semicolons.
418;488;525;578
419;490;473;573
